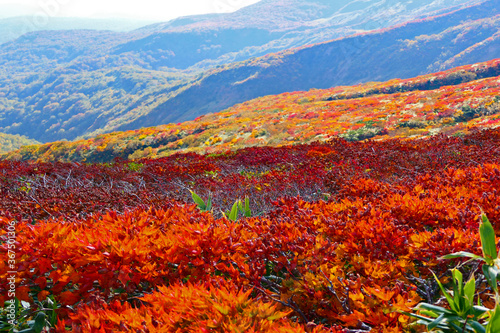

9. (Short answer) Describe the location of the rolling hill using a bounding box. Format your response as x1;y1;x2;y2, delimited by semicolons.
0;0;492;144
4;58;499;162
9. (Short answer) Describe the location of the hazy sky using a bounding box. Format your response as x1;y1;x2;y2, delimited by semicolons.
0;0;262;21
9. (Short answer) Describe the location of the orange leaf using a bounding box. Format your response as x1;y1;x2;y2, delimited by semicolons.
38;290;50;302
35;276;47;290
364;286;396;302
16;286;31;302
338;310;366;327
59;290;80;306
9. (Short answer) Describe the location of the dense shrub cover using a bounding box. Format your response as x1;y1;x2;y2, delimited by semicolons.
0;128;500;331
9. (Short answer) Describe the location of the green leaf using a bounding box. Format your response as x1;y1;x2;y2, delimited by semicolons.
428;312;446;329
440;251;485;262
471;305;490;316
483;264;499;294
451;269;464;311
432;272;459;313
448;321;467;332
486;305;500;333
403;311;465;330
205;194;212;211
416;302;454;315
469;320;486;333
419;309;440;318
32;312;46;333
190;191;206;210
479;214;497;263
237;196;252;217
464;275;476;309
402;310;435;322
228;200;239;221
244;196;251;217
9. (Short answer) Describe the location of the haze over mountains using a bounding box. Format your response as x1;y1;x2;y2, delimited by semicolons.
0;17;156;45
0;0;498;145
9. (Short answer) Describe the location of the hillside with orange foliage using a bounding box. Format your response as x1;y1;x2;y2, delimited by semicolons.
4;58;500;163
1;128;500;331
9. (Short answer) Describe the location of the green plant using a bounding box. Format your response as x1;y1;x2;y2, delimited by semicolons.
404;214;500;332
126;162;144;172
190;191;212;212
204;170;218;178
226;200;240;221
339;126;385;141
19;182;31;194
224;197;252;221
238;196;252;218
407;269;488;332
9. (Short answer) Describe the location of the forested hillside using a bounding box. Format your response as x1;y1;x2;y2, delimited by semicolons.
4;58;499;162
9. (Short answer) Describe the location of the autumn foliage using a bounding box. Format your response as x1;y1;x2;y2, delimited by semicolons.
0;127;499;331
3;58;500;163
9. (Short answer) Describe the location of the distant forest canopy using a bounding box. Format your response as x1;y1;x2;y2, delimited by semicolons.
0;0;497;146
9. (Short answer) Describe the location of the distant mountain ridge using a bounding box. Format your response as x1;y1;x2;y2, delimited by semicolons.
1;0;482;73
0;16;156;45
119;0;485;70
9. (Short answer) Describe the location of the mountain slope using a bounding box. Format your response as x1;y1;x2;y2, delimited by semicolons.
0;132;39;154
122;0;500;130
1;0;480;73
4;58;499;162
118;0;484;70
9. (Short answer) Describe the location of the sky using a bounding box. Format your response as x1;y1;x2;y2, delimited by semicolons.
0;0;262;21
